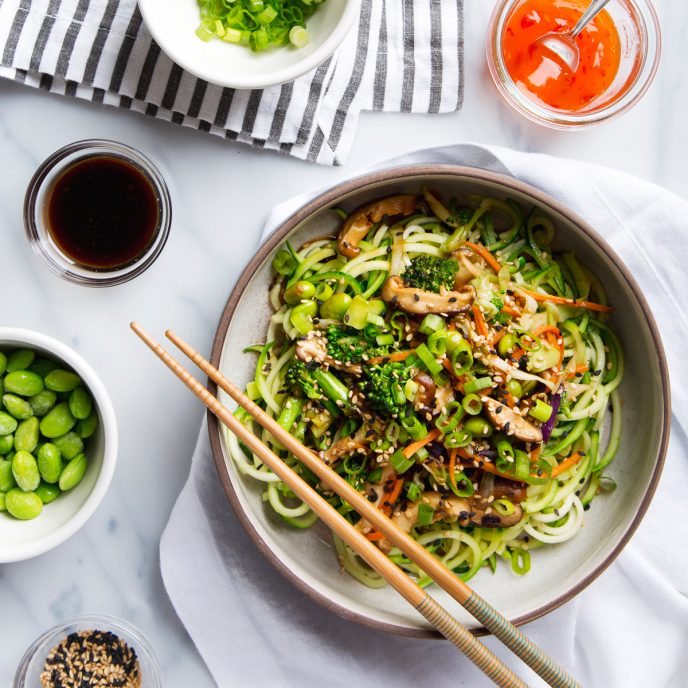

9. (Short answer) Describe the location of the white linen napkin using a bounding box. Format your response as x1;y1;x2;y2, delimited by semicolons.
160;144;688;687
0;0;464;165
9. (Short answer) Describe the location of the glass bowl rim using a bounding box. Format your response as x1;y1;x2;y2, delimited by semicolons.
486;0;662;129
23;139;172;287
14;613;162;687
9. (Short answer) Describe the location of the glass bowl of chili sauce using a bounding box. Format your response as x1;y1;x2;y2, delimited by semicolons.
486;0;661;128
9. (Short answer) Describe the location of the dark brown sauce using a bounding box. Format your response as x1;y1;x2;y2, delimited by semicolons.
46;155;160;270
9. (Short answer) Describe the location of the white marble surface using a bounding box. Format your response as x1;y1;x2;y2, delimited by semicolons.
0;1;686;684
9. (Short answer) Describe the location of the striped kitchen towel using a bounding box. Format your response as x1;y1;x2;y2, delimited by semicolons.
0;0;464;165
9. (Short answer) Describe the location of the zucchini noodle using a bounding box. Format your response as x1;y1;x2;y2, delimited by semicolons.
227;189;625;588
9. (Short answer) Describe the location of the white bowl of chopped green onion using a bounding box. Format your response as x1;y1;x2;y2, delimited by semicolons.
138;0;360;89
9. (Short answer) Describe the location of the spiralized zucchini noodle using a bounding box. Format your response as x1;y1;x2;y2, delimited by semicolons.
228;188;624;587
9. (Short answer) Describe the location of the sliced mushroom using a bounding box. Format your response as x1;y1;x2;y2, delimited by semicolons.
377;490;524;550
483;397;543;443
381;276;475;315
338;195;417;259
295;331;362;376
412;372;436;413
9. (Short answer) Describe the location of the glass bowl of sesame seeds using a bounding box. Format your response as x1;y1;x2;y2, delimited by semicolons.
14;614;161;688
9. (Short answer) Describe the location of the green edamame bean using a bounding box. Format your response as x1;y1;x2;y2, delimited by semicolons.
68;387;92;420
3;370;44;397
14;417;40;453
29;389;57;417
35;482;60;504
0;351;7;375
75;410;98;439
320;293;352;320
0;434;13;454
28;357;59;378
53;432;83;460
463;416;493;438
6;349;35;373
11;450;40;491
0;411;18;436
0;492;5;511
44;369;81;393
59;453;87;491
37;443;62;483
0;460;16;492
506;379;523;400
497;333;518;358
2;394;34;420
5;488;42;520
39;403;77;438
283;280;316;305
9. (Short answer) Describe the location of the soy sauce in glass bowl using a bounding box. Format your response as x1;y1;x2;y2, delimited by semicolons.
24;140;172;286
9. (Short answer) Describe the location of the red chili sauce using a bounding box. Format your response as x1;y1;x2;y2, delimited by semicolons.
502;0;621;112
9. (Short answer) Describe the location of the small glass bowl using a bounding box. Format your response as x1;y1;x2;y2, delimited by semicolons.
486;0;661;128
24;140;172;287
14;614;162;687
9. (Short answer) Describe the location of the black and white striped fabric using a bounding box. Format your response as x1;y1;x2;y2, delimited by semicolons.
0;0;464;165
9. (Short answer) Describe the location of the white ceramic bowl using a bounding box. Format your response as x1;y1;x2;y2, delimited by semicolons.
208;165;669;636
0;328;117;563
138;0;360;89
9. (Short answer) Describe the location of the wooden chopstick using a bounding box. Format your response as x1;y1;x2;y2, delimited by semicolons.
162;328;580;688
130;323;527;688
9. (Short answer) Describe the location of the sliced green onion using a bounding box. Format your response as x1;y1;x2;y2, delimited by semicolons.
444;429;472;449
427;331;447;356
343;454;366;476
343;295;370;330
513;449;531;481
435;401;465;434
492;499;515;516
289;300;318;334
450;471;475;497
450;339;473;376
401;413;428;441
462;393;483;416
529;399;553;423
463;377;492;395
416;503;435;526
495;438;515;472
415;343;442;376
390;449;414;474
376;333;395;346
419;314;446;335
407;482;422;501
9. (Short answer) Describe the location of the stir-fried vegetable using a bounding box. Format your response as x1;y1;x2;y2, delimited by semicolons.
228;189;624;588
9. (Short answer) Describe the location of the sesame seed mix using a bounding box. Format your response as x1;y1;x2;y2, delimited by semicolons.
40;630;141;688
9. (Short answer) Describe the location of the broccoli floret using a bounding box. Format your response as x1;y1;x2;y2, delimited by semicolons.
358;362;411;417
325;325;388;364
446;208;475;227
401;255;459;294
284;360;322;401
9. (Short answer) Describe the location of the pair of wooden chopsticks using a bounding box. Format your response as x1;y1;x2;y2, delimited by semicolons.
131;323;580;688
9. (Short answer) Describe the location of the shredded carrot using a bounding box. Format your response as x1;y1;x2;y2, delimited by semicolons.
511;347;525;362
529;445;541;471
532;324;561;337
367;349;416;365
402;428;441;459
551;452;584;477
519;287;614;313
501;305;521;318
566;364;589;379
472;304;489;338
464;241;502;273
380;478;405;515
365;530;384;541
448;449;458;493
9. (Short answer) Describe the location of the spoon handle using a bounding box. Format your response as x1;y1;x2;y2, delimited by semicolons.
570;0;612;38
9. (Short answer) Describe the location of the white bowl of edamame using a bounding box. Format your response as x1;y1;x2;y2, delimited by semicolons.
0;328;117;563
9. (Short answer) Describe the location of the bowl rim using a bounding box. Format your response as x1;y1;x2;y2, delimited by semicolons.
0;327;118;563
137;0;361;90
207;164;671;638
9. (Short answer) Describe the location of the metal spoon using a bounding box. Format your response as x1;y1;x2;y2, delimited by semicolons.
537;0;612;73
